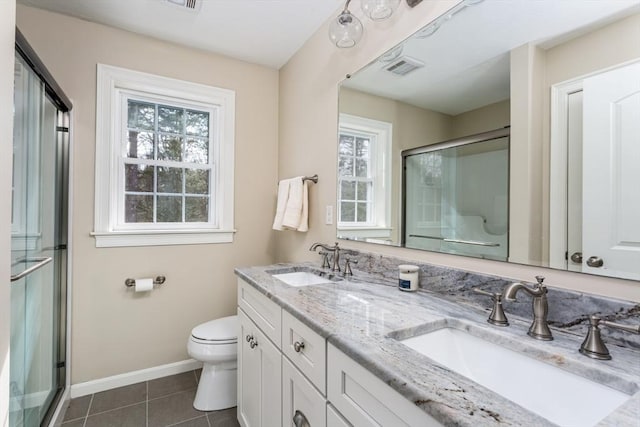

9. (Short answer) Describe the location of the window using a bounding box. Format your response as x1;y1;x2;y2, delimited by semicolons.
93;64;235;247
337;114;391;237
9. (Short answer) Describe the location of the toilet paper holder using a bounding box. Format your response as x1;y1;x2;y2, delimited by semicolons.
124;276;166;288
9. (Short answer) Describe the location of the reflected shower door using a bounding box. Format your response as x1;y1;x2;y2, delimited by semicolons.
404;131;509;261
10;53;65;427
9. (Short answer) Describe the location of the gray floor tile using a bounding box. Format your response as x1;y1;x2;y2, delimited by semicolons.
148;371;197;399
170;416;210;427
61;419;86;427
148;389;204;427
89;382;147;414
208;407;238;427
64;395;92;421
84;403;146;427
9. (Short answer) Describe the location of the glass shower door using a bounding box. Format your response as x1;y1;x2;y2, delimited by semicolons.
403;131;509;261
10;53;65;427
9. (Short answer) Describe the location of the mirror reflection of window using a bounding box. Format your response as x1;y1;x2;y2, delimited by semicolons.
337;114;392;242
338;131;373;224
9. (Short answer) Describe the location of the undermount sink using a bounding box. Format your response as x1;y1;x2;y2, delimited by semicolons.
269;268;339;287
396;324;633;426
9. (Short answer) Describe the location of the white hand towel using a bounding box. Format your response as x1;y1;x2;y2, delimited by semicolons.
273;177;309;232
297;180;309;232
282;177;304;229
272;178;292;230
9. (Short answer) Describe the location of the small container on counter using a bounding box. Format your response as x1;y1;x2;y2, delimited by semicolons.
398;264;419;292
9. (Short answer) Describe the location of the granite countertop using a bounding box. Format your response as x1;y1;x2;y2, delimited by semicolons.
235;262;640;427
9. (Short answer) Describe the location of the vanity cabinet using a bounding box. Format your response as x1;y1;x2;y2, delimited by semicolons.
238;278;328;427
237;278;437;427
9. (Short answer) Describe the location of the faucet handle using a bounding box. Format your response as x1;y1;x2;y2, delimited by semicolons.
534;275;546;287
580;315;640;360
318;251;331;269
343;258;358;277
473;288;509;326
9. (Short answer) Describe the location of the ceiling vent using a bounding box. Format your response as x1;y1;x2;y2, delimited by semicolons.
165;0;201;12
384;56;424;76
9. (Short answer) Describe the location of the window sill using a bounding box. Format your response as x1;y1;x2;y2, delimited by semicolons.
337;226;392;239
91;229;236;248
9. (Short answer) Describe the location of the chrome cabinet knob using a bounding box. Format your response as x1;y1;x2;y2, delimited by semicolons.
570;252;583;264
293;341;305;353
249;339;258;349
245;334;253;342
586;256;604;268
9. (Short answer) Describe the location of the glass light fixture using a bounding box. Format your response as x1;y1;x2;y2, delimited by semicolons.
328;0;364;48
361;0;401;21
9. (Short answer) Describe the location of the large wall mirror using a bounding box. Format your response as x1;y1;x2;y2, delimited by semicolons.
337;0;640;281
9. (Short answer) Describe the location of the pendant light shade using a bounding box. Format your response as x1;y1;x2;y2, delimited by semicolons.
360;0;400;21
328;8;364;48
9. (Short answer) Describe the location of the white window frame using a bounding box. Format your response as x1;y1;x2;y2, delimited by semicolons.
93;64;235;247
337;114;391;235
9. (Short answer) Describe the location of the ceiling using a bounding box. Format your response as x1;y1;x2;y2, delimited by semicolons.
17;0;344;69
343;0;640;115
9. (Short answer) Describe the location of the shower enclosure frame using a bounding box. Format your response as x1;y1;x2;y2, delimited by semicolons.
401;127;510;257
13;28;71;427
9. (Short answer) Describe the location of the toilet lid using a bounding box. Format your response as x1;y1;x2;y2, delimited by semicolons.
191;315;237;342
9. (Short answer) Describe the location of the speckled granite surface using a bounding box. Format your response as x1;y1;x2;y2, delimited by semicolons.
235;258;640;427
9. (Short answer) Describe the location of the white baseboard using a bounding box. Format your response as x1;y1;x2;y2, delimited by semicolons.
70;359;203;398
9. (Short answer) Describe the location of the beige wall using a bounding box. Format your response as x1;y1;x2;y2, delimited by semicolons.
451;99;510;139
1;1;16;425
17;5;279;383
278;2;640;302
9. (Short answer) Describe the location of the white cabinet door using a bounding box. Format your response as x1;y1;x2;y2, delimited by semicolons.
238;309;282;427
282;357;326;427
582;61;640;280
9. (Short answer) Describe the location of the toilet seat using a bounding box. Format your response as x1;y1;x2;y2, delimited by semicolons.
190;315;237;343
190;336;236;345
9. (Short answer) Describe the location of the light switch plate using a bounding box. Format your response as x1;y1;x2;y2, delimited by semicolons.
325;205;334;225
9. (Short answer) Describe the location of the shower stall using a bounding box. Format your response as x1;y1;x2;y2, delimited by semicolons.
10;30;71;426
402;128;509;261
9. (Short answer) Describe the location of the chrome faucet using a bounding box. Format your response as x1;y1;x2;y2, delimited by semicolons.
503;276;553;341
309;242;341;272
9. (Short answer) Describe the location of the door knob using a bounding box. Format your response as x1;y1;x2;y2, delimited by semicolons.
570;252;583;264
293;410;310;427
586;256;604;268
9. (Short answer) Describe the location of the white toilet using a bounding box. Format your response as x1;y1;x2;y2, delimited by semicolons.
187;315;238;411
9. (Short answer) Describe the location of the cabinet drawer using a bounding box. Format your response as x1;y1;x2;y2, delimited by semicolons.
283;357;326;427
327;403;352;427
282;310;326;394
327;344;442;427
238;278;282;347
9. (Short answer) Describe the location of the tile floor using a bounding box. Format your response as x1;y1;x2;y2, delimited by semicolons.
61;370;239;427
